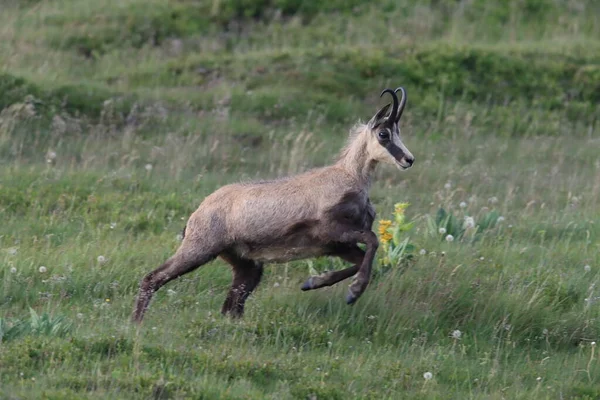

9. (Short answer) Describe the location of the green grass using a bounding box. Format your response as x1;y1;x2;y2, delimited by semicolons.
1;0;600;398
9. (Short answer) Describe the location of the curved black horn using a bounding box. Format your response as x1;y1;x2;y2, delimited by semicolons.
394;87;407;121
380;88;399;122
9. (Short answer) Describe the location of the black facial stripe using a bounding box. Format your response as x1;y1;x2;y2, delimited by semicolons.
385;142;405;160
377;123;406;159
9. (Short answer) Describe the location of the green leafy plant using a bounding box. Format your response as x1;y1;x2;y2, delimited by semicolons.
377;203;415;273
0;308;72;343
426;207;502;242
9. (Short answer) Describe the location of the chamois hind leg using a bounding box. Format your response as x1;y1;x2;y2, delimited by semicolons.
301;245;365;291
132;245;219;324
220;251;264;318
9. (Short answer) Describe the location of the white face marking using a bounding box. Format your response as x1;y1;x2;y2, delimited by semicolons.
367;128;394;164
367;124;414;170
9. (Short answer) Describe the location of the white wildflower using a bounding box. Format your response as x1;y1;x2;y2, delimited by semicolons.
479;257;485;261
488;196;498;204
97;255;106;264
167;289;176;296
464;216;475;229
459;201;467;208
110;222;117;229
497;216;505;223
419;249;427;255
46;150;57;164
76;313;84;319
39;266;47;273
273;282;280;288
592;342;596;346
10;267;17;273
536;377;542;382
423;372;433;380
542;328;548;335
176;233;184;241
438;227;446;235
444;182;451;190
584;265;591;273
445;234;454;242
145;163;153;171
451;330;462;339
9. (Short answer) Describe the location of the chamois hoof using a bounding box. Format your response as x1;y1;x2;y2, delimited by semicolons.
346;292;359;305
300;277;315;291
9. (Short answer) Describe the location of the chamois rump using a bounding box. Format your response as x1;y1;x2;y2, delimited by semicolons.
132;87;415;323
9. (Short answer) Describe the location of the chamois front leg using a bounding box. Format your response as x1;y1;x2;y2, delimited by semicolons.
326;226;379;304
301;245;364;291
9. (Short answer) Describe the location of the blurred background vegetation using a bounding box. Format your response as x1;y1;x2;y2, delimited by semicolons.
1;0;599;398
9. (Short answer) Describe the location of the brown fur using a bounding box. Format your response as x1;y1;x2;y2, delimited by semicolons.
132;92;415;323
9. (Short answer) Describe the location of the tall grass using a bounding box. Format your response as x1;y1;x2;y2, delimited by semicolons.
1;0;599;398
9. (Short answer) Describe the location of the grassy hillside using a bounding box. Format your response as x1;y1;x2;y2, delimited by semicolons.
1;0;599;398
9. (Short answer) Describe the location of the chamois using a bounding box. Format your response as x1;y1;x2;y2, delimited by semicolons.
132;87;415;323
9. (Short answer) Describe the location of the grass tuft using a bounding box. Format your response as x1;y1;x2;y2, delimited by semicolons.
1;0;599;398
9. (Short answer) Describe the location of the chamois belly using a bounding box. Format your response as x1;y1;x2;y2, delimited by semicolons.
232;239;329;263
246;245;328;263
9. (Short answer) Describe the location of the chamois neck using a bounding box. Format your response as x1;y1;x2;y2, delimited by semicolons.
335;125;378;185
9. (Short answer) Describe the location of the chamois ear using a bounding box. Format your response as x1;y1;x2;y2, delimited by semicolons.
368;103;391;129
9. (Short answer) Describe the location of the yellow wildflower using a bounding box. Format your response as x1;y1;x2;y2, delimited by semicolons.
394;202;409;224
380;232;393;244
379;219;392;235
378;219;393;244
378;219;392;235
394;202;409;215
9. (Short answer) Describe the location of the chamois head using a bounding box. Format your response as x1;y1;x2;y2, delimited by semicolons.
365;87;415;170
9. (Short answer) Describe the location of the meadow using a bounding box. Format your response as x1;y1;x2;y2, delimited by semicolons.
1;0;599;398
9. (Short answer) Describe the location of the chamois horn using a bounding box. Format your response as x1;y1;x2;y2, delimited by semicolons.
394;87;407;122
380;88;399;123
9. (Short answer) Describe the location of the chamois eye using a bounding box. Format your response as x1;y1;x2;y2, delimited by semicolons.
378;130;389;140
